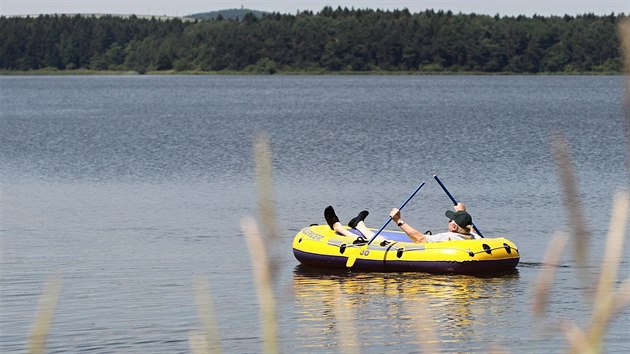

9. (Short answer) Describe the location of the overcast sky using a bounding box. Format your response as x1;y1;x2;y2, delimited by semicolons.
1;0;628;17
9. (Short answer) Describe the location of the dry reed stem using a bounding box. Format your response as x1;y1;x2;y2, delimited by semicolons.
253;134;278;242
253;133;280;279
242;217;279;354
561;321;595;354
189;331;212;354
28;275;62;354
532;232;569;316
619;18;630;183
551;135;590;280
332;287;360;354
557;19;630;353
586;190;629;350
191;276;223;354
556;191;629;353
551;136;630;351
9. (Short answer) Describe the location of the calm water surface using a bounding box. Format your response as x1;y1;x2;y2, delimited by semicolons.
1;75;628;353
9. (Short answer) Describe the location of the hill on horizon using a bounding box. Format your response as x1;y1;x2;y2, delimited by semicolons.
187;8;269;20
7;8;269;21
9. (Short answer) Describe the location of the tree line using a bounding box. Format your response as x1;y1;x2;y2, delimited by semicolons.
0;7;625;74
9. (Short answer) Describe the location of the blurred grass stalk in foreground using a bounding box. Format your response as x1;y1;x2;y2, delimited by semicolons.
621;18;630;181
551;135;589;284
242;217;279;354
579;191;629;351
242;133;279;353
539;141;630;352
253;132;282;279
190;276;223;354
531;18;630;353
558;190;629;353
253;134;275;232
28;275;62;354
253;133;369;353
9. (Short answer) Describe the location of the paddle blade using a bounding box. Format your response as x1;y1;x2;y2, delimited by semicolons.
345;253;357;268
345;246;364;268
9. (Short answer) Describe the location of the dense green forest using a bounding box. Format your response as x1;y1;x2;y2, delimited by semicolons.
0;7;624;74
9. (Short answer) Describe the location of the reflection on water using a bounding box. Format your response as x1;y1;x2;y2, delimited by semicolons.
290;265;520;352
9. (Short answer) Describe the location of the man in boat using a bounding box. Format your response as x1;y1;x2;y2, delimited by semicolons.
390;203;480;242
324;203;479;243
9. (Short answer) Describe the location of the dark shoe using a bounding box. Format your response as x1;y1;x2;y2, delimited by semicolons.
324;206;340;230
348;210;369;229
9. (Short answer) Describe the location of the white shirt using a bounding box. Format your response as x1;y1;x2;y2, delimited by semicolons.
425;232;480;242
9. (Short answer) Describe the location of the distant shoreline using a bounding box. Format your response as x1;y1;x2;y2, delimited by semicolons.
0;69;620;76
4;11;622;76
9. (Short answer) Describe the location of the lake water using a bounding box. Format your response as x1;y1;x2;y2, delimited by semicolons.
1;75;628;353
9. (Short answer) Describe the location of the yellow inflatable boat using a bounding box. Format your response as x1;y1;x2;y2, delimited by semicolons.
292;225;520;274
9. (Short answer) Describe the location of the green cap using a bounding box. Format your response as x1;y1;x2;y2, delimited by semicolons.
445;210;473;229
